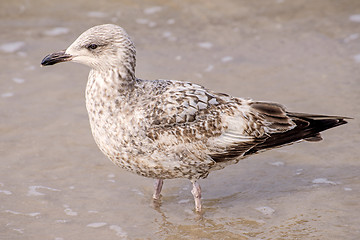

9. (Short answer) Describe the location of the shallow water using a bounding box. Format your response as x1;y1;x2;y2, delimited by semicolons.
1;0;360;239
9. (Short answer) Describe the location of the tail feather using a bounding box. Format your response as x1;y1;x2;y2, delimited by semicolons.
244;113;349;156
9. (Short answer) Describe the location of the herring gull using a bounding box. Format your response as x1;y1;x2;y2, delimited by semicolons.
41;24;349;212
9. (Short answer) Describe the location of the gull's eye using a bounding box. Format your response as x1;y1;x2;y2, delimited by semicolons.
87;44;98;50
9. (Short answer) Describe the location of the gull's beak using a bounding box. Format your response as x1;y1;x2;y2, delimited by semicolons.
41;50;72;66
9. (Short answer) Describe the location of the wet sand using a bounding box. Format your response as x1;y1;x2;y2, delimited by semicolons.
1;0;360;239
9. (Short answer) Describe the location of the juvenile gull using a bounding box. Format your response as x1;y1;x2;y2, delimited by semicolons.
41;24;349;212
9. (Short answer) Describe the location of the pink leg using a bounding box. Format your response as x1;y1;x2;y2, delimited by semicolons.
153;179;163;200
191;180;202;212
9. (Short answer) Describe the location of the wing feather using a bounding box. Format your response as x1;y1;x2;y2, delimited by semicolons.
143;80;347;165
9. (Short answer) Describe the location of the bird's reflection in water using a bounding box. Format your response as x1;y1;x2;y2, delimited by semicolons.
148;191;264;240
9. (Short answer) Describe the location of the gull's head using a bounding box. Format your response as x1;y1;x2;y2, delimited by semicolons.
41;24;136;74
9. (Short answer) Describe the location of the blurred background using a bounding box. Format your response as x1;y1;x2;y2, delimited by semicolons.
1;0;359;239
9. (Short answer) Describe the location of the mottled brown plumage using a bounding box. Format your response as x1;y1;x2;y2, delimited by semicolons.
41;24;349;212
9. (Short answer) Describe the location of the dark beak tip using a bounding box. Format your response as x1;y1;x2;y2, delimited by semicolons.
40;50;72;66
41;54;53;66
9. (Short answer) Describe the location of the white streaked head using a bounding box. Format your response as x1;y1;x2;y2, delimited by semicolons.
42;24;136;77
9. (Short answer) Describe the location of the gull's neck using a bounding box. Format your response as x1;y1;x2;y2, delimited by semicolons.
84;66;139;159
118;56;136;82
86;66;137;101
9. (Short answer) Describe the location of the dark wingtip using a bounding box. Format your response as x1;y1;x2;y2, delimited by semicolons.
287;112;353;121
244;113;351;156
